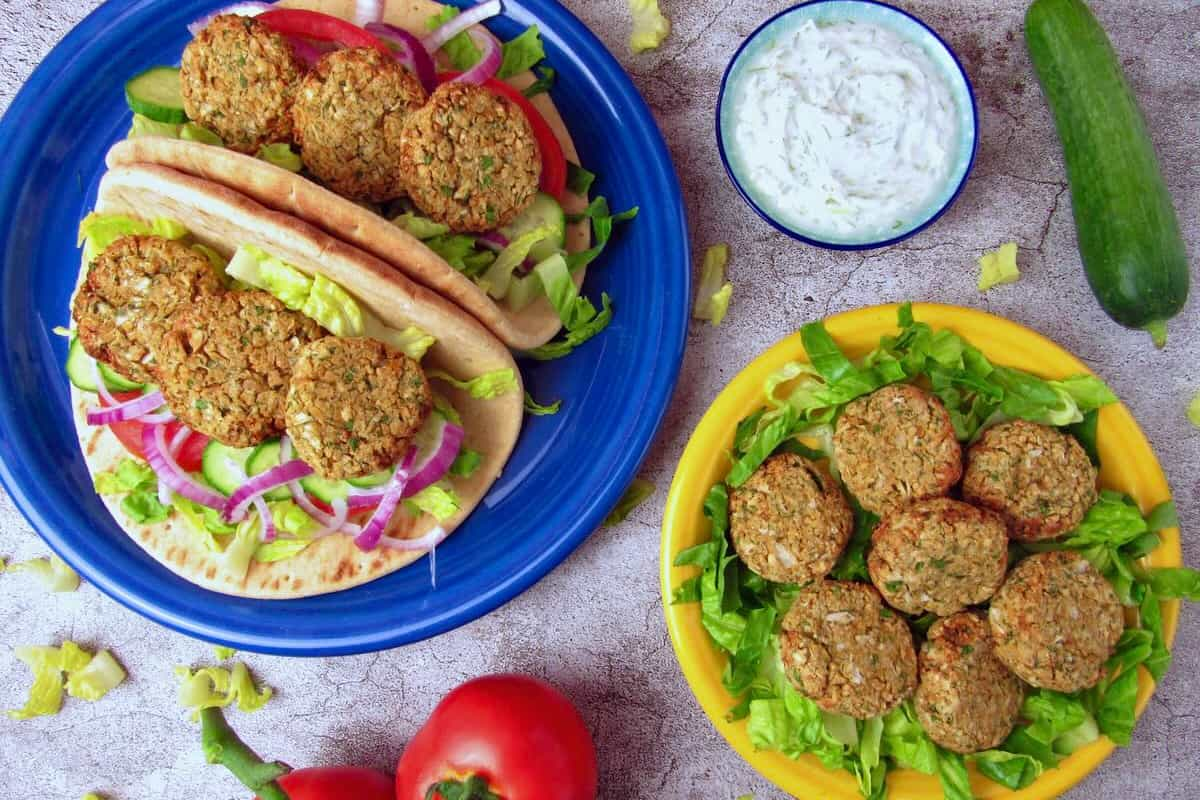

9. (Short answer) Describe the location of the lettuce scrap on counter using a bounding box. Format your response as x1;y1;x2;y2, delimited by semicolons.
8;642;126;720
672;304;1198;800
628;0;671;53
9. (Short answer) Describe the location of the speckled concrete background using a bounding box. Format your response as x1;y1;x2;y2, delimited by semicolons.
1;1;1197;798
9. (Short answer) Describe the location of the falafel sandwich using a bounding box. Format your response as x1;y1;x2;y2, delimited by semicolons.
107;0;636;355
67;162;524;598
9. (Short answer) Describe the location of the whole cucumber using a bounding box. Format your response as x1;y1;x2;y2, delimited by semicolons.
1025;0;1189;347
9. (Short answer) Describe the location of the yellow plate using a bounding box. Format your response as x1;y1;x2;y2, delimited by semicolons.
661;303;1180;799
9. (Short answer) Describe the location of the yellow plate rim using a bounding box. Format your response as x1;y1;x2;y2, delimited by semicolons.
660;303;1181;800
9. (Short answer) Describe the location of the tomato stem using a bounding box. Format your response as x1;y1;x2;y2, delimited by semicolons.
200;707;292;800
424;774;502;800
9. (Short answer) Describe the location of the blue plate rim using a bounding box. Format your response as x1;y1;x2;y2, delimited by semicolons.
0;0;690;655
714;0;980;251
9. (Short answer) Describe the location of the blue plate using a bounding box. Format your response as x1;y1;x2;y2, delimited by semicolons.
716;0;978;250
0;0;688;655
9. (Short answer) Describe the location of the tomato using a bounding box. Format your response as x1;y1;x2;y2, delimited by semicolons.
267;766;394;800
257;9;390;54
102;391;207;472
395;674;597;800
438;74;569;201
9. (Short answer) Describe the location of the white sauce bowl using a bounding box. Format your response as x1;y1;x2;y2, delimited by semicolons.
717;0;978;249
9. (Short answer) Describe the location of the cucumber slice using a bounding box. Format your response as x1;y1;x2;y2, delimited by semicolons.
245;439;290;501
66;337;144;393
499;192;566;263
299;475;352;504
125;66;187;125
201;441;256;497
347;469;392;489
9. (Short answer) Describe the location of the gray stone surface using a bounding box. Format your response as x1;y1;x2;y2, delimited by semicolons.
1;1;1197;798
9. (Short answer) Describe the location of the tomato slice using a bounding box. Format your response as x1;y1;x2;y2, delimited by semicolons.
257;9;391;54
102;391;207;473
439;73;569;201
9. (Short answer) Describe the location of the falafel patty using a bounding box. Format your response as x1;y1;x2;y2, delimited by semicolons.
729;453;853;584
154;291;322;448
72;235;223;383
779;580;917;718
963;420;1098;541
398;82;541;232
989;551;1124;692
833;384;962;516
286;337;433;480
293;48;428;203
181;15;306;154
916;611;1024;754
868;498;1008;616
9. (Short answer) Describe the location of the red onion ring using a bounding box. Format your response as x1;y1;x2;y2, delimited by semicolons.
90;360;117;407
223;458;315;522
186;2;272;37
365;22;437;93
353;0;386;26
451;28;502;85
344;420;465;507
354;448;418;551
378;525;448;552
252;496;276;543
168;426;192;458
142;425;226;510
86;390;167;426
422;0;501;53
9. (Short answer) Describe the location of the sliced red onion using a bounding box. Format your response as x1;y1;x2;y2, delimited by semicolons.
89;360;117;407
137;410;177;425
186;2;272;37
142;425;226;510
287;36;326;67
344;420;465;507
354;448;417;551
422;0;501;53
252;496;276;543
223;459;315;522
365;23;437;93
168;425;192;458
451;29;501;85
378;525;448;552
86;390;167;426
353;0;386;26
477;231;509;252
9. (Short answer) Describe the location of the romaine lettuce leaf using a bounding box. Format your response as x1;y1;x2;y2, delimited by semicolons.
9;641;119;719
426;8;480;70
603;478;655;527
405;484;460;521
175;662;272;719
449;448;483;478
969;750;1043;790
497;26;545;79
78;212;188;263
524;292;616;362
393;212;450;240
693;243;733;326
522;66;556;99
256;143;302;173
936;750;973;800
977;242;1020;291
65;650;126;701
628;0;671;53
429;367;518;399
8;554;80;592
524;391;561;416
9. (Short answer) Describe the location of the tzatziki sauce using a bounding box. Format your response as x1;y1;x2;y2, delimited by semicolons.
725;19;960;240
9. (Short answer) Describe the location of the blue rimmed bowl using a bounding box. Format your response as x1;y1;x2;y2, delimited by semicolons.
716;0;979;250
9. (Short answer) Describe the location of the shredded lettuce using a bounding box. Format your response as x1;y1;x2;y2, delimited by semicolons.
693;243;733;325
449;447;482;478
969;750;1043;791
566;162;596;197
479;225;558;299
180;122;223;146
129;113;222;147
628;0;671;53
1189;390;1200;428
78;212;188;263
535;254;597;329
524;293;615;361
8;642;122;719
175;662;272;719
256;143;302;172
522;66;556;98
65;650;126;701
226;244;435;359
222;517;262;583
564;198;638;273
978;242;1020;291
393;212;450;240
95;458;169;524
429;367;518;399
524;391;560;416
405;484;460;521
426;8;481;70
253;539;312;563
603;478;655;527
8;554;80;592
212;646;237;661
497;26;545;79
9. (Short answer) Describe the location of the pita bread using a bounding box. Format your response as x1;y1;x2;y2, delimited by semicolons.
106;0;591;350
72;164;523;598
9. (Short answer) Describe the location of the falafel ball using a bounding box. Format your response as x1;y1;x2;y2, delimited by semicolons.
154;291;322;447
963;420;1098;541
833;383;962;516
989;551;1124;692
868;498;1008;616
181;14;306;154
915;611;1024;754
398;82;541;232
285;337;433;480
779;580;917;718
729;453;854;584
292;48;428;203
72;235;223;383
